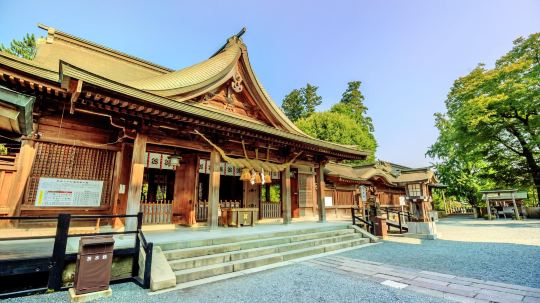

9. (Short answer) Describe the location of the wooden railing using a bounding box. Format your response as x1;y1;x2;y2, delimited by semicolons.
379;207;417;233
351;207;374;234
260;202;281;218
140;200;173;224
195;200;207;222
0;212;153;298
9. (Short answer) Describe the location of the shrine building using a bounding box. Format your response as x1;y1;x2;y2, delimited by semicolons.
0;25;368;229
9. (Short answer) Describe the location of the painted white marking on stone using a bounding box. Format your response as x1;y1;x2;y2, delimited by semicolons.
381;280;408;289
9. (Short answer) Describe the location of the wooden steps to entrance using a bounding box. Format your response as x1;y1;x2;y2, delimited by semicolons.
158;225;372;287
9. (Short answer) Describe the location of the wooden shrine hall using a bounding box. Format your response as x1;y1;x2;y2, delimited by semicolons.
0;25;367;230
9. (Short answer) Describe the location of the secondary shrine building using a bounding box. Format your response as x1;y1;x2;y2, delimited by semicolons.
0;25;367;229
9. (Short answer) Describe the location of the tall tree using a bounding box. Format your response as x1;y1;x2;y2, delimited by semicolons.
331;81;374;132
296;111;377;162
0;33;36;60
281;83;322;121
428;33;540;204
329;81;377;160
427;114;494;205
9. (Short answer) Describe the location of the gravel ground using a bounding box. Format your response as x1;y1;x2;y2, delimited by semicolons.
5;263;450;303
340;216;540;288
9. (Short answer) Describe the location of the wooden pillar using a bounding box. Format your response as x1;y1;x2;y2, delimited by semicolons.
125;133;147;231
316;162;326;223
511;191;520;220
110;144;124;228
5;140;36;225
265;184;271;202
282;166;291;224
207;148;220;229
112;143;132;228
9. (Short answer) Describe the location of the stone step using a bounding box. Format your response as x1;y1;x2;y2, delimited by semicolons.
169;233;363;271
174;237;369;284
159;224;350;251
164;228;356;260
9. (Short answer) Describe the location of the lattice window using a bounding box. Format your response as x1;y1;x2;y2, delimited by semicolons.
24;142;116;206
407;183;422;197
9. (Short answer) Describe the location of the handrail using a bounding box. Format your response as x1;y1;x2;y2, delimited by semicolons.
351;207;374;233
0;212;153;293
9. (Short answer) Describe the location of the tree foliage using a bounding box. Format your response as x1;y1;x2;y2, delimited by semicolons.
0;33;36;60
281;83;322;122
428;33;540;205
296;111;377;162
331;81;374;132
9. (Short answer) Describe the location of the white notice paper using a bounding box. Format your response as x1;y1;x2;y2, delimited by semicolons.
35;178;103;207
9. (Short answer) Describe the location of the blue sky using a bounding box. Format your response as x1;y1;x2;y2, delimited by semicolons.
1;0;539;167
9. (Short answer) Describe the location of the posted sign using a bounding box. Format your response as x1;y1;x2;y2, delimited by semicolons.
35;178;104;207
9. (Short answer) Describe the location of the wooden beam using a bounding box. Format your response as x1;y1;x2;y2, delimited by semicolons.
69;79;83;114
125;132;147;230
207;148;220;229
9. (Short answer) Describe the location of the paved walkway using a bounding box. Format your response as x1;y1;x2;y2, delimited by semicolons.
308;255;540;303
341;216;540;288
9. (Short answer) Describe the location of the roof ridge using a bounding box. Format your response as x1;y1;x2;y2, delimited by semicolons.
37;23;174;73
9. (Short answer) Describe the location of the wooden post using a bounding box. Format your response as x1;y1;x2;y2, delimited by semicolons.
6;140;36;219
110;145;124;227
265;184;271;202
282;166;291;224
48;213;70;291
442;190;448;214
511;191;520;220
125;133;147;231
207;148;220;229
317;162;326;223
486;195;491;219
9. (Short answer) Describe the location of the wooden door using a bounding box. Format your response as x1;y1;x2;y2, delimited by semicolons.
243;181;260;208
173;154;198;225
291;168;299;218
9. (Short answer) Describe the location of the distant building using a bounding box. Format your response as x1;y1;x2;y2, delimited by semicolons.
324;161;441;221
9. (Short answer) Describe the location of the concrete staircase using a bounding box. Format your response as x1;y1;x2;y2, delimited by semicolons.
159;225;371;286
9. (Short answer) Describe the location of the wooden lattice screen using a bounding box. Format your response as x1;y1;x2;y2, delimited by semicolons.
24;142;116;206
298;174;314;207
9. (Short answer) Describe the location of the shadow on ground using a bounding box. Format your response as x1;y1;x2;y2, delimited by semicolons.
339;238;540;288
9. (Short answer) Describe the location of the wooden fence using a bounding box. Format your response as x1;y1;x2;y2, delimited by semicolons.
140;200;173;224
260;202;281;218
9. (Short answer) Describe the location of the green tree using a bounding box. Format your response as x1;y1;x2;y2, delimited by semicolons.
331;81;374;132
427;114;494;205
296;111;377;162
281;83;322;121
428;33;540;204
0;33;37;60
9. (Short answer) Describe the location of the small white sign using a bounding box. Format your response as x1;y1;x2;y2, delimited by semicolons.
324;196;333;207
119;184;126;194
199;159;206;173
360;185;367;201
399;196;406;206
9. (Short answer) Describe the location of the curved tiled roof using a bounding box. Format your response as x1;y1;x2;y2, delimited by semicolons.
127;38;241;95
325;162;438;185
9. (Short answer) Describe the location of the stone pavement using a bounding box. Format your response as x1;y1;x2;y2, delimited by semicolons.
306;255;540;303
